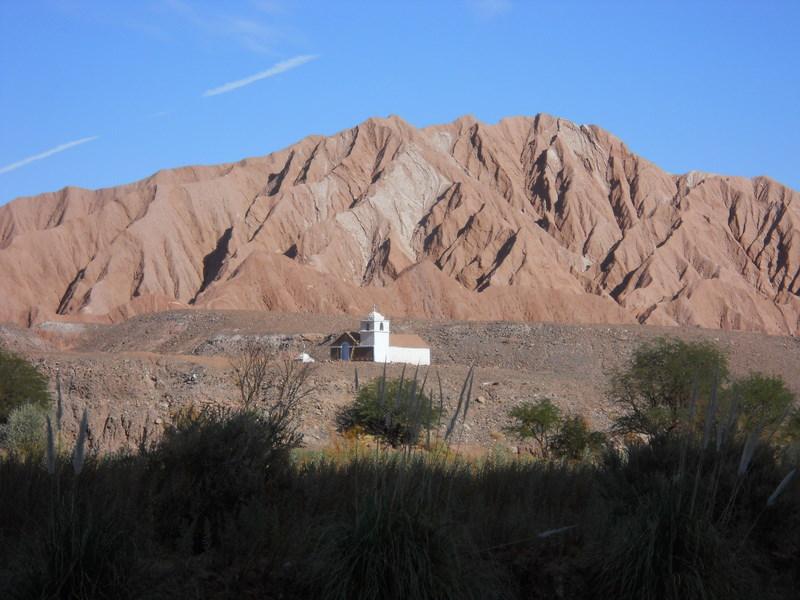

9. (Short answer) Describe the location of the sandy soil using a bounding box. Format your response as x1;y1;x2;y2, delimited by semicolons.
1;309;798;452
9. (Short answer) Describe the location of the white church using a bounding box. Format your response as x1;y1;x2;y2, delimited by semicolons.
329;308;431;365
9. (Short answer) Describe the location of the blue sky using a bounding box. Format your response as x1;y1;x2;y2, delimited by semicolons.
1;1;798;204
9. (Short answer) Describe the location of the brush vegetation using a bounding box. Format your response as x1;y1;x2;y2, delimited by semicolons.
0;346;51;422
0;339;798;599
504;398;607;461
338;369;441;447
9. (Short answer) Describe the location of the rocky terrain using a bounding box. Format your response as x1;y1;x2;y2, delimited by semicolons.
2;311;798;452
1;114;798;334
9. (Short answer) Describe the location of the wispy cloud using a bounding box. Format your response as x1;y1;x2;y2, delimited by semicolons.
0;136;99;175
165;0;283;53
202;54;318;97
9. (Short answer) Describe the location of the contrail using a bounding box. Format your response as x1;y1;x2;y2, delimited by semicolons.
202;54;318;97
0;136;99;175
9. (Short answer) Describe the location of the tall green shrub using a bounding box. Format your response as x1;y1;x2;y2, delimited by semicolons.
149;407;299;553
0;403;47;459
309;456;506;600
593;432;793;600
731;372;795;431
550;416;607;461
503;398;562;458
340;376;440;447
4;408;142;600
608;337;729;436
0;348;50;423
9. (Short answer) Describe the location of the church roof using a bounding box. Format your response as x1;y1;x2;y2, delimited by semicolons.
389;333;429;349
330;331;360;346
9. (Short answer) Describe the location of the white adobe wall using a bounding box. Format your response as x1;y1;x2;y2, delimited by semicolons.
373;337;389;363
361;313;390;363
386;346;431;366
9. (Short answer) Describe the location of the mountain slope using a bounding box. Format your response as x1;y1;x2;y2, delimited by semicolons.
1;114;798;334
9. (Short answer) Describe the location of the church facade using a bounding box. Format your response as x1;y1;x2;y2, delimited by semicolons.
329;309;431;365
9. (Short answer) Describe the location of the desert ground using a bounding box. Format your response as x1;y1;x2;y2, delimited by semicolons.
2;309;797;453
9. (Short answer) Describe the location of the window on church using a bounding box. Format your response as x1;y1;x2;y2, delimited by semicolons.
380;323;384;331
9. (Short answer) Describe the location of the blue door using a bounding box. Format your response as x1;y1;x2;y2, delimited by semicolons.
341;341;351;361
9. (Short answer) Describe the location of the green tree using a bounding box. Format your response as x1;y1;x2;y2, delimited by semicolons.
0;347;51;423
0;403;47;459
731;373;794;432
608;337;728;436
504;398;562;458
550;415;607;461
340;377;440;447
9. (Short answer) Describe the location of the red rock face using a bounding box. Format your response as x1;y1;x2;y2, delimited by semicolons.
1;114;798;334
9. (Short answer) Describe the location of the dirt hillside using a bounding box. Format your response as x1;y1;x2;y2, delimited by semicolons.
2;311;797;452
1;114;798;334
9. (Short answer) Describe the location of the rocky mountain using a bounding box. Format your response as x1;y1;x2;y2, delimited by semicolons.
1;114;798;334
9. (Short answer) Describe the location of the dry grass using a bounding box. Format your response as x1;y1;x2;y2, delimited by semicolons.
1;348;798;598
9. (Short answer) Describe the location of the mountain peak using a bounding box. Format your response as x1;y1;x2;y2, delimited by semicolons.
1;114;798;335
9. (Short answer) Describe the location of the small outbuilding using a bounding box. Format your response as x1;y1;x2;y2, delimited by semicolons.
329;308;431;365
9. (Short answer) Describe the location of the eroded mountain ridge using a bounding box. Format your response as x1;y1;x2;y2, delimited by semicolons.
1;114;798;334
